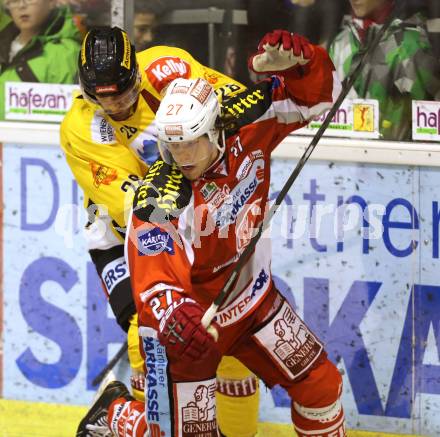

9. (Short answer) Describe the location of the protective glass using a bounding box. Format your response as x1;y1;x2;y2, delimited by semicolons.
158;137;213;167
95;74;141;116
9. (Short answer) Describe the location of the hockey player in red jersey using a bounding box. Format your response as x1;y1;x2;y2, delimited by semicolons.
77;29;345;437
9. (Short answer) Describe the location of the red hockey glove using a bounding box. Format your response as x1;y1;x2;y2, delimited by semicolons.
158;300;219;361
248;29;313;74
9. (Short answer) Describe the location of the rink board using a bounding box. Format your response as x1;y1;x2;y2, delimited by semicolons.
1;142;440;435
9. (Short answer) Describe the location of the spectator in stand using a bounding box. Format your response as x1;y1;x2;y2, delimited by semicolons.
329;0;440;141
0;0;81;120
133;0;165;51
284;0;348;46
56;0;111;30
225;0;347;85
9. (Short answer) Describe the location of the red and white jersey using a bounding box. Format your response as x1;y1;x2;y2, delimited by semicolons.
126;46;341;334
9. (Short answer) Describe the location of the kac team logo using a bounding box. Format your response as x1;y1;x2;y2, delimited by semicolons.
137;227;175;256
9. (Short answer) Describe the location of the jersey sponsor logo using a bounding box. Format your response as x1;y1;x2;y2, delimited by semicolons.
138;227;175;256
236;150;264;181
215;178;257;228
190;78;212;104
217;267;271;326
209;184;230;210
251;268;269;298
213;159;265;229
146;56;191;93
143;337;170;436
91;114;115;144
217;295;253;325
145;338;159;422
89;161;118;188
178;380;217;435
110;402;126;433
134;161;189;222
253;301;323;379
110;402;142;436
200;182;219;202
222;88;266;117
101;257;129;293
236;156;252;181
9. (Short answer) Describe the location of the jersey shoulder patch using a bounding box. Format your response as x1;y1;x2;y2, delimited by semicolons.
133;159;192;223
219;80;273;138
139;47;192;94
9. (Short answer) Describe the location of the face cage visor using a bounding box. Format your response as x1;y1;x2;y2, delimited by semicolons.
82;72;141;116
158;131;221;167
95;73;142;116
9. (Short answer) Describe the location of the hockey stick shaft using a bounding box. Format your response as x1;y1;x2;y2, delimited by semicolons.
92;341;128;386
202;4;402;330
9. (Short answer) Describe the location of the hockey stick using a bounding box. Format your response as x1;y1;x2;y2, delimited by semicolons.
92;341;128;386
202;4;402;330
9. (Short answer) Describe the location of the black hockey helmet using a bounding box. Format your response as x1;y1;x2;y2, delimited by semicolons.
78;26;139;102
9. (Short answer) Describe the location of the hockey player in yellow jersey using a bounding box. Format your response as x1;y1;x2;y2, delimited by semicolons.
61;27;259;437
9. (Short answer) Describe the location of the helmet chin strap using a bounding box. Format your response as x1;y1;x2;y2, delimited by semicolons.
208;128;225;157
220;128;226;155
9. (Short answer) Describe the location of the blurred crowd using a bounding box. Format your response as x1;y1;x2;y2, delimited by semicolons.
0;0;439;139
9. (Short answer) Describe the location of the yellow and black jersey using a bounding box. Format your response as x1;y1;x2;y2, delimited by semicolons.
60;45;245;238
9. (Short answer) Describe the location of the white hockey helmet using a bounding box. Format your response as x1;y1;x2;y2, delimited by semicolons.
156;77;223;165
